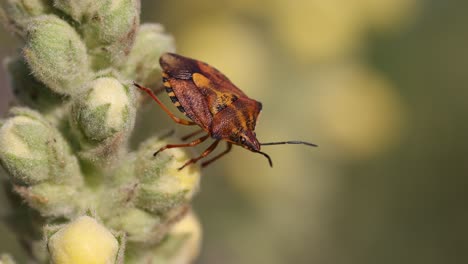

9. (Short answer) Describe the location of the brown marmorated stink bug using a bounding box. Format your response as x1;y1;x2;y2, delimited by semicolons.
134;53;317;170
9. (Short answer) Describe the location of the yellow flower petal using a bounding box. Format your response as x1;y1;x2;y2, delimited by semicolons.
48;216;119;264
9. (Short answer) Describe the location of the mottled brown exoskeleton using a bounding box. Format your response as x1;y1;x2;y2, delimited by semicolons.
134;53;316;170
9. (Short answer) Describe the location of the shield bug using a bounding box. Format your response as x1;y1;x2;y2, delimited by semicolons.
134;53;317;170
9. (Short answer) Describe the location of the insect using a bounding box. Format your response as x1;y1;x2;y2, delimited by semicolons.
134;53;317;170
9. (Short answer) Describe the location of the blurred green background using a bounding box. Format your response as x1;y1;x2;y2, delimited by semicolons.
1;0;468;263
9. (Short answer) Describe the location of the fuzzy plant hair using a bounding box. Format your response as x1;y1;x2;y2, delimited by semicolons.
0;1;202;263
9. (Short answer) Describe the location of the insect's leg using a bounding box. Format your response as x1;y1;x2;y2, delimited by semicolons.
178;140;220;170
134;82;196;126
154;134;210;156
201;142;233;168
181;129;205;141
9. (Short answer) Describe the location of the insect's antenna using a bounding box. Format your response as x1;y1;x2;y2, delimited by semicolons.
261;141;318;147
256;151;273;167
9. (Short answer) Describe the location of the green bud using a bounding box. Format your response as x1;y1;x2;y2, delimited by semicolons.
69;76;137;169
153;211;202;264
105;207;163;243
134;137;201;214
99;154;186;244
71;77;135;143
53;0;103;22
23;15;91;95
14;183;82;218
0;108;82;185
120;23;175;85
4;56;63;113
48;216;120;264
0;0;51;37
81;0;140;69
125;211;202;264
0;253;16;264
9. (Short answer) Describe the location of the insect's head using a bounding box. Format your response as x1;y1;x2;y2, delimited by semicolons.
227;129;275;167
232;130;260;152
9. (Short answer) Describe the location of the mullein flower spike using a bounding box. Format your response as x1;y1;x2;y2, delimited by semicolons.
0;0;201;262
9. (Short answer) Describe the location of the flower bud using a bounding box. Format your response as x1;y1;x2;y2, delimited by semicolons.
14;183;81;218
100;152;195;245
81;0;140;69
23;15;91;95
0;0;51;37
5;56;62;113
152;212;202;264
105;207;163;243
120;23;175;85
71;77;136;143
97;185;165;244
0;108;82;185
48;216;119;264
70;77;136;166
53;0;103;22
134;137;200;214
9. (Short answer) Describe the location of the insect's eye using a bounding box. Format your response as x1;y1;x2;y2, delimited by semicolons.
239;136;246;144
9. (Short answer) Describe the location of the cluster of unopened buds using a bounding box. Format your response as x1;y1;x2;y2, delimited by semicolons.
0;0;202;263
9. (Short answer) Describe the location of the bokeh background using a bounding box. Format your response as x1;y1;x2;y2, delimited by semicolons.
1;0;468;263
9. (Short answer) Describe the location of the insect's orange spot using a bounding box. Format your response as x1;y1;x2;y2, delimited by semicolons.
235;108;248;130
163;81;171;87
192;73;211;88
192;73;239;114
